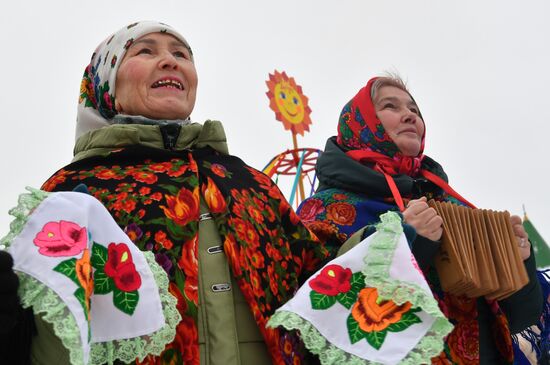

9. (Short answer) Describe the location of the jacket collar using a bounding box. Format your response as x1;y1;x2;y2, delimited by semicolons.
316;137;447;198
73;120;228;162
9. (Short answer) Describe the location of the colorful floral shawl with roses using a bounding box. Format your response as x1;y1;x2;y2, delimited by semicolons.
297;78;519;364
41;124;332;365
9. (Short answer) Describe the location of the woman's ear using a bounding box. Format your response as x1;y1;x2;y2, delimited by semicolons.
115;99;122;113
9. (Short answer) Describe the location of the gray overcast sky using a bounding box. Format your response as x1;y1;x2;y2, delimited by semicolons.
1;0;549;242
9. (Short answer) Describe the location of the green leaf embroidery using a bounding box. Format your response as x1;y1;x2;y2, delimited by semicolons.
386;310;423;333
365;329;388;350
166;219;185;240
53;259;79;285
347;313;366;344
310;291;337;310
74;287;89;320
91;243;108;269
337;290;358;309
186;299;198;319
175;267;186;294
145;217;168;226
113;289;140;315
350;271;366;294
161;348;182;363
94;270;114;294
158;184;180;196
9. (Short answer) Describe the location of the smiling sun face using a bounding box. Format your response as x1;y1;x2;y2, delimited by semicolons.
266;70;312;135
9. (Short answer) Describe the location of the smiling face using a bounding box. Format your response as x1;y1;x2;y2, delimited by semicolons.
373;86;425;157
114;32;197;120
274;82;305;124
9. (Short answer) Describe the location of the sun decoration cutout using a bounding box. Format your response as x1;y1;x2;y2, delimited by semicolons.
266;70;312;136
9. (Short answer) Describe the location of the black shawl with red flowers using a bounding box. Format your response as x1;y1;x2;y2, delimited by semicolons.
42;144;332;365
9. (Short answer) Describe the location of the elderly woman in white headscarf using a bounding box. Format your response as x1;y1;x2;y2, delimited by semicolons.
1;21;330;365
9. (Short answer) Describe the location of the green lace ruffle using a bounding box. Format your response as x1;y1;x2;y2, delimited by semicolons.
0;187;49;250
268;211;453;364
89;251;181;365
269;310;381;364
1;187;181;364
362;211;453;364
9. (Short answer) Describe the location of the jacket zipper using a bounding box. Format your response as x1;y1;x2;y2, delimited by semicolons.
159;123;182;150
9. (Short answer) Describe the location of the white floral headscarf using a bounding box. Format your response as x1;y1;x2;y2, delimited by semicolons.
76;21;193;139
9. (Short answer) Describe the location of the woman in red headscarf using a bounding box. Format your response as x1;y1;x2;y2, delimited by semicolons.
298;76;542;364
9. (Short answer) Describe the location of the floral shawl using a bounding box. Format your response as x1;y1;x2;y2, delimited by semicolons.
41;19;332;363
298;78;515;364
42;143;331;365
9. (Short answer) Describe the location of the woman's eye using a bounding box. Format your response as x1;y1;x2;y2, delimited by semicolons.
410;105;420;114
136;48;152;55
173;51;188;59
383;103;395;109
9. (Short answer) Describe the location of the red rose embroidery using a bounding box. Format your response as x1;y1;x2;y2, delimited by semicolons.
104;243;142;292
167;162;189;177
309;264;352;296
448;320;479;365
299;198;325;222
96;168;122;180
131;170;158;184
148;162;170;172
33;220;87;257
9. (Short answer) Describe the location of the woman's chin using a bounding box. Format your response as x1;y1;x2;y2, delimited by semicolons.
140;106;191;121
397;143;421;157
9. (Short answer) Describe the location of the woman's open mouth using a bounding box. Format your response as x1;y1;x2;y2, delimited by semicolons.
151;78;184;90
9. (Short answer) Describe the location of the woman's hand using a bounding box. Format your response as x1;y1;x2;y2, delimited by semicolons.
403;197;443;241
510;215;530;261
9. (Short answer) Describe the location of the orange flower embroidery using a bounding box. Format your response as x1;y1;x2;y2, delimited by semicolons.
202;177;227;213
160;187;199;226
75;249;93;318
154;231;174;250
326;202;356;226
352;288;412;332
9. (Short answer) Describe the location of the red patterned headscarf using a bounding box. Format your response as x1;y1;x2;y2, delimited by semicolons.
336;77;474;211
336;77;425;177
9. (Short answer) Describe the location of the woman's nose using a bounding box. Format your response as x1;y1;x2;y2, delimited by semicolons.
158;52;178;70
402;110;417;124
